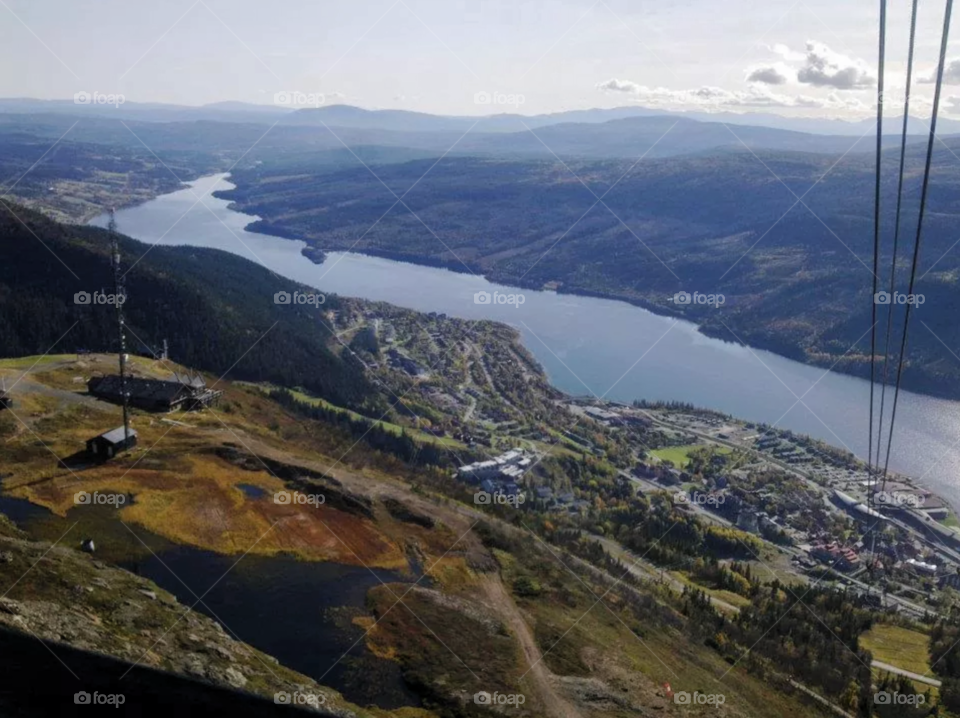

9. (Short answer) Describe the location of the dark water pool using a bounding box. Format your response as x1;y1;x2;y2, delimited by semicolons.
0;493;420;709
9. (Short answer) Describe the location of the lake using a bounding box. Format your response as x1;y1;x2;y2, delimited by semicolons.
91;173;960;510
0;494;419;708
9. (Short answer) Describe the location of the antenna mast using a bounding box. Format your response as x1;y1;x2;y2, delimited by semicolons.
108;209;131;441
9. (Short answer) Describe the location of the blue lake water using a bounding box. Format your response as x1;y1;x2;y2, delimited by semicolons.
91;173;960;510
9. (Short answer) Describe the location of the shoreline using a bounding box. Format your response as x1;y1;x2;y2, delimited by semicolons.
213;175;947;403
92;173;960;516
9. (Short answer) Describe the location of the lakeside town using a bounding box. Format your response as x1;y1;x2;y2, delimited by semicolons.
326;302;960;623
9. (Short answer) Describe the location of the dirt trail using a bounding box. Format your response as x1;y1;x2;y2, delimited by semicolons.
477;574;583;718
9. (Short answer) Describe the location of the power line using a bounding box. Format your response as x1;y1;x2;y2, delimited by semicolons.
874;0;919;474
880;0;954;491
867;0;887;510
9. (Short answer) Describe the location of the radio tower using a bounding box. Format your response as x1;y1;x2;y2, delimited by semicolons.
108;209;131;441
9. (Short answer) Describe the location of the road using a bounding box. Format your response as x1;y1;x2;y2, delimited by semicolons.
594;535;742;614
870;661;941;687
617;469;738;529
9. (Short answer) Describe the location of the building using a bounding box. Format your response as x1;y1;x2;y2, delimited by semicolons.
811;542;860;572
633;463;657;479
458;448;530;483
535;487;554;501
904;558;938;576
88;374;221;412
86;427;138;460
583;406;622;425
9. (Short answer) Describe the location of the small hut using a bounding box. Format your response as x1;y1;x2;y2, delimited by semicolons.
86;427;138;460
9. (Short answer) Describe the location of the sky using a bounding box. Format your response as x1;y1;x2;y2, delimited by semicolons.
2;0;960;119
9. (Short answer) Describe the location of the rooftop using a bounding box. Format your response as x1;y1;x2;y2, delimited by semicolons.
97;426;139;443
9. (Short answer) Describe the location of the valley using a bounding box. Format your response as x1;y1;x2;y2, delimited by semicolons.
3;102;960;717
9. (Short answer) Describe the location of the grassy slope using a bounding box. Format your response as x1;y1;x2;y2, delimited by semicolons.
0;353;834;718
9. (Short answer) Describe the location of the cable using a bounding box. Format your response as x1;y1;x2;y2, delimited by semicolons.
874;0;919;475
881;0;954;488
867;0;886;510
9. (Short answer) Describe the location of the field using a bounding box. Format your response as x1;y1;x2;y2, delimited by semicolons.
649;443;731;468
860;624;932;676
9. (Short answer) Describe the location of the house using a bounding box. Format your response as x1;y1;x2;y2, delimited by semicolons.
633;463;657;479
86;427;138;460
810;542;860;572
583;406;622;426
535;487;554;501
88;374;221;412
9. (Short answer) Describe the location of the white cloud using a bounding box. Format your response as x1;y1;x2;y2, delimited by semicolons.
596;78;867;112
943;96;960;114
796;41;875;90
596;78;642;93
919;58;960;85
767;43;806;62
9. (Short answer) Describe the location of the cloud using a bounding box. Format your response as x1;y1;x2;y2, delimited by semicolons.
596;78;867;111
746;64;792;85
796;41;875;89
944;96;960;114
597;78;641;93
767;43;806;62
919;58;960;84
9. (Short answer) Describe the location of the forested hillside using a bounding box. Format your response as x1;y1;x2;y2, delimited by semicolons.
220;141;960;399
0;206;377;410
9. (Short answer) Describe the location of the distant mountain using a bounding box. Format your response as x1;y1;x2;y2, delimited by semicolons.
448;115;918;158
0;98;295;124
277;104;960;138
3;97;959;141
0;96;945;135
